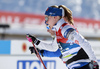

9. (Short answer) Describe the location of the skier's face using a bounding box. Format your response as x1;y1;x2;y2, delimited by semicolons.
45;15;57;29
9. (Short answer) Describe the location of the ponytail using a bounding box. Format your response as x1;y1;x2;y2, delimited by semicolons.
58;5;74;25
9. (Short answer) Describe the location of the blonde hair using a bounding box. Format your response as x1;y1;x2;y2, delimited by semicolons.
50;5;58;8
58;5;74;25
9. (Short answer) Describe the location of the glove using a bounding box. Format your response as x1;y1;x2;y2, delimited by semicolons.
29;46;40;54
29;46;44;57
91;60;99;69
26;34;40;45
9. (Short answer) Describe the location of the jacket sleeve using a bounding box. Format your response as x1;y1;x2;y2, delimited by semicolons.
39;49;61;57
35;36;58;52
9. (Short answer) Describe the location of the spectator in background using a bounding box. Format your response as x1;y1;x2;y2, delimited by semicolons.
27;5;99;69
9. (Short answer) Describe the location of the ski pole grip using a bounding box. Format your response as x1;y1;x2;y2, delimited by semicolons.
26;34;33;37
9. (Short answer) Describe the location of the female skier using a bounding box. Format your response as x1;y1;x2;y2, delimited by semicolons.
27;5;99;69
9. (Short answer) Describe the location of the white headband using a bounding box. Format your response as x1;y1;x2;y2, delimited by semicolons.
60;7;65;17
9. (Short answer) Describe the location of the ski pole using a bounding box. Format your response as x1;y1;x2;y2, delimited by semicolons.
27;34;47;69
31;42;47;69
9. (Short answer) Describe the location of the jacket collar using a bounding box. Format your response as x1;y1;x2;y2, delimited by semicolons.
52;18;66;31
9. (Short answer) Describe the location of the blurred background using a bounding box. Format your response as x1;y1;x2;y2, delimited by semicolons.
0;0;100;69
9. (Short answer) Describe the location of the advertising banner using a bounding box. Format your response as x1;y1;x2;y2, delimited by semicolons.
0;11;45;25
0;40;11;54
0;56;67;69
0;11;100;29
0;56;100;69
0;11;100;36
0;40;100;56
0;40;100;69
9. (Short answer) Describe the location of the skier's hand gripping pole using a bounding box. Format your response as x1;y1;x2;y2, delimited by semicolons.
26;34;47;69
